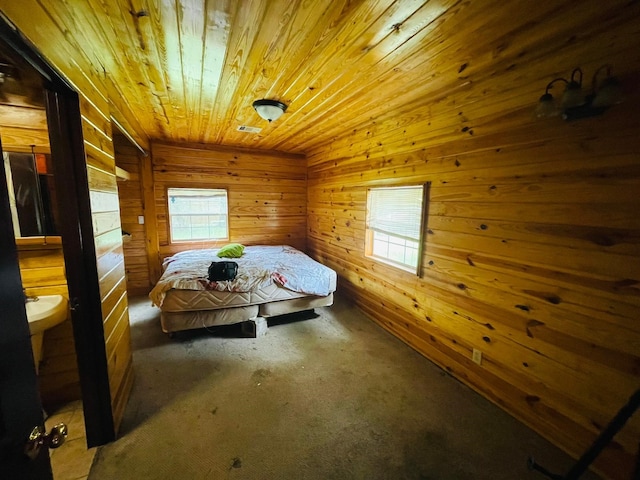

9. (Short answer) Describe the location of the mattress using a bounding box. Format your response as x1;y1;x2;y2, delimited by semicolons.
150;245;338;334
150;245;337;308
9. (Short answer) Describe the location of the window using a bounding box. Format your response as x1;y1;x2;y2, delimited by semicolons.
365;184;428;274
167;188;228;242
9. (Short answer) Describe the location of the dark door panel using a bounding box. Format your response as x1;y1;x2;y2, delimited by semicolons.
0;135;53;479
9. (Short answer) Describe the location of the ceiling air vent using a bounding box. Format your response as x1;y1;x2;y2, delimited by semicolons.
237;125;262;134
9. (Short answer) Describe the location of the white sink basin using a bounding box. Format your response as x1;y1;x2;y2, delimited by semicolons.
26;295;68;335
25;295;68;374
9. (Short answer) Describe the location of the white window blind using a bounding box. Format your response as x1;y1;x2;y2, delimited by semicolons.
365;185;426;273
366;186;424;241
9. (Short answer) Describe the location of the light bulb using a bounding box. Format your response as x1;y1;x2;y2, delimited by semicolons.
535;93;559;118
592;77;623;107
561;81;584;108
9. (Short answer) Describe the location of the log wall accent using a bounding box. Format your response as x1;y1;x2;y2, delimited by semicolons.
114;133;150;295
306;15;640;480
16;239;80;407
149;142;306;269
0;1;143;433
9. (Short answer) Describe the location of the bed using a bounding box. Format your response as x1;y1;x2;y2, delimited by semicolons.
149;245;337;336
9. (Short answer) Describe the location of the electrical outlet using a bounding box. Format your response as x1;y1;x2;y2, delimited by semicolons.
472;348;482;365
138;215;145;225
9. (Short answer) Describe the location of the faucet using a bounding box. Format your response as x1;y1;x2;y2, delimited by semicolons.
24;289;39;303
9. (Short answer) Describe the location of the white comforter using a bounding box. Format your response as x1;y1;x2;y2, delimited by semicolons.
149;245;336;307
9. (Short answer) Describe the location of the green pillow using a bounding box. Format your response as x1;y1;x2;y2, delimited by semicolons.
217;243;245;258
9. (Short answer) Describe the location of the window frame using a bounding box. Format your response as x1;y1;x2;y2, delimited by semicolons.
364;182;430;276
166;186;230;244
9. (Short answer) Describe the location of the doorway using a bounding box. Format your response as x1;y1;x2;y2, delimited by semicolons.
0;14;116;480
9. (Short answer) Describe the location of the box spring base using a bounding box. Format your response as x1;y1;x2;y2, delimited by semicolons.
160;293;334;337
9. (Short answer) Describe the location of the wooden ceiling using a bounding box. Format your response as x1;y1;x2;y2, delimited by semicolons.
5;1;638;154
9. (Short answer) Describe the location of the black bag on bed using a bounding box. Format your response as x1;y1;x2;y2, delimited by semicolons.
208;261;238;282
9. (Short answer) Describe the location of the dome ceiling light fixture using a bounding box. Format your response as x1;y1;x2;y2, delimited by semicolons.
252;99;287;122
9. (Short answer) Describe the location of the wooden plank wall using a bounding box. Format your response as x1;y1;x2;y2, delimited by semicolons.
0;1;141;433
0;105;49;153
114;133;150;295
88;125;134;433
306;13;640;480
149;142;307;272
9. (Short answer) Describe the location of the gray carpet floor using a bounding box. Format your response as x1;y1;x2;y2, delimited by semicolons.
89;293;601;480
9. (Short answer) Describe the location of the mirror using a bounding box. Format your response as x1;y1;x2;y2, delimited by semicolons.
3;150;60;237
1;37;57;239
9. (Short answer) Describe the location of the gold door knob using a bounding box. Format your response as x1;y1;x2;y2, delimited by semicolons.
24;423;68;460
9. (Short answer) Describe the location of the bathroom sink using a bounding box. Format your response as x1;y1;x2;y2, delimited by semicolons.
25;295;68;335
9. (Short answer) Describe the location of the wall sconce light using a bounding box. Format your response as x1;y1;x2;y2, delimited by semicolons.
252;99;287;122
535;65;623;120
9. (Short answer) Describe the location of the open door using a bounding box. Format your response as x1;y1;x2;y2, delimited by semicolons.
45;88;116;446
0;135;53;479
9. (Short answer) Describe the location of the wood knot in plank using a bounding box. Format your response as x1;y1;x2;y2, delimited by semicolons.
544;295;561;305
526;319;545;338
525;395;540;406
